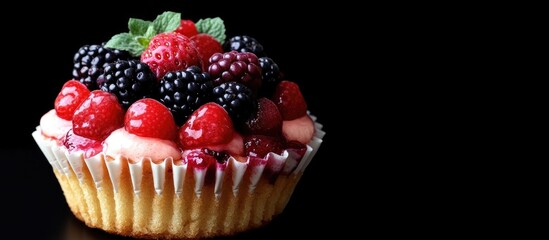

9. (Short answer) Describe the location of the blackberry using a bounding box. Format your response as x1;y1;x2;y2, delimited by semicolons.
224;35;265;57
258;57;282;98
212;82;256;125
158;66;213;125
72;43;131;90
98;60;157;109
208;51;262;94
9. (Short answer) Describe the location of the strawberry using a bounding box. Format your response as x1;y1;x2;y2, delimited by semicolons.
174;20;199;38
190;33;223;70
244;135;284;158
244;97;282;136
124;98;177;141
179;102;235;149
73;90;124;141
272;81;307;120
54;80;90;120
141;32;202;79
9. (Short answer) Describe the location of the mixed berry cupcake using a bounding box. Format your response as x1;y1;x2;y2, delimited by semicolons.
32;11;324;239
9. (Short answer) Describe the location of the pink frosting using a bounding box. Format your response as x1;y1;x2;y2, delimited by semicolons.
40;109;72;141
282;115;315;144
104;128;181;162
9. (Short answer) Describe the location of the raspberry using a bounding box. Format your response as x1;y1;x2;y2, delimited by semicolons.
244;135;284;158
207;51;262;94
272;81;307;120
179;103;235;149
243;97;282;136
72;90;124;141
98;60;157;109
174;20;199;38
190;33;223;70
158;66;213;125
125;98;178;140
54;80;91;120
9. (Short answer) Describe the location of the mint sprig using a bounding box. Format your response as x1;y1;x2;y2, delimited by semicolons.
105;11;181;57
196;17;226;44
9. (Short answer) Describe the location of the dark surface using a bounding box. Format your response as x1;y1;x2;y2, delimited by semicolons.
0;1;353;239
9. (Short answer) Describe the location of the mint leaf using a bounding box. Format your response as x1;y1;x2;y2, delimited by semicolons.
196;17;226;44
129;18;153;36
105;33;146;56
153;11;181;33
144;25;156;39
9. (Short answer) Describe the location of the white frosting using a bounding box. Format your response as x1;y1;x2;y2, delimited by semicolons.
40;109;72;140
104;128;181;162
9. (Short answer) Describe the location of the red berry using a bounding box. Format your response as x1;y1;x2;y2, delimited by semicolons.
179;103;235;149
208;51;262;94
141;32;202;79
244;135;284;158
54;80;90;120
124;98;178;141
73;90;124;141
174;20;198;38
185;149;216;169
272;81;307;120
244;98;282;136
63;129;103;158
190;34;223;71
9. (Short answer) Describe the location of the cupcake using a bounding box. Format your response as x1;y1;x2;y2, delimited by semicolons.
32;11;324;239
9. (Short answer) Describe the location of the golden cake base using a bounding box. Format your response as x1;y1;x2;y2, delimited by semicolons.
53;160;302;239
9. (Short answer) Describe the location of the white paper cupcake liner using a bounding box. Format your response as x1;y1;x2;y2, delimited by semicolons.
33;114;324;197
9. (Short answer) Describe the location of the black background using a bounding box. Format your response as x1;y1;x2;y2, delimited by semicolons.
0;1;358;239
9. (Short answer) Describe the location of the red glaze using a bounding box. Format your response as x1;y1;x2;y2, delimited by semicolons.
54;80;90;120
125;98;177;141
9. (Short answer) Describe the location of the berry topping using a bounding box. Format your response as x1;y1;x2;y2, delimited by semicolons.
98;59;157;109
73;90;124;141
212;82;256;125
63;129;103;158
72;43;131;90
141;32;202;79
272;81;307;120
244;135;284;158
243;98;282;136
190;33;223;70
285;140;308;158
207;51;262;94
258;57;282;97
179;102;235;149
158;66;213;125
186;149;215;169
224;35;265;57
174;19;199;38
54;80;91;120
124;98;177;141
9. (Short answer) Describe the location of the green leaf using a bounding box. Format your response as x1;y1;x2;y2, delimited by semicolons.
129;18;153;36
196;17;226;44
105;33;146;56
144;25;156;39
152;11;181;33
